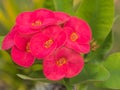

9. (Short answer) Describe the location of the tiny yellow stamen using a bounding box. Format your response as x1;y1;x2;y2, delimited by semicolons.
26;43;30;52
90;39;99;51
56;57;67;66
44;39;53;48
70;32;78;42
32;20;42;26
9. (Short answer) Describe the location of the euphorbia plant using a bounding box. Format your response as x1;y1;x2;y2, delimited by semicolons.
2;8;91;80
0;0;118;90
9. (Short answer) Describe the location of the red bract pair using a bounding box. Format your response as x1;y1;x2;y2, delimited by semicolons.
1;8;92;80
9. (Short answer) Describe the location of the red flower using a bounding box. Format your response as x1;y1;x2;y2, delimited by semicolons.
43;47;84;80
11;33;35;68
64;17;92;54
30;25;66;59
1;8;92;78
11;46;35;68
2;26;35;68
16;9;56;35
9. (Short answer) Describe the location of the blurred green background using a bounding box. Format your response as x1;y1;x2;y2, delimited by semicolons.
0;0;120;90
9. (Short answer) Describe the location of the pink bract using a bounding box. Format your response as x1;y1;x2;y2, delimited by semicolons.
14;32;31;51
11;46;35;68
64;17;92;54
16;8;56;35
54;12;70;24
43;47;84;80
2;26;17;50
30;25;66;59
12;33;35;68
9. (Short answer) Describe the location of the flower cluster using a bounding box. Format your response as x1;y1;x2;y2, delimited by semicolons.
2;8;92;80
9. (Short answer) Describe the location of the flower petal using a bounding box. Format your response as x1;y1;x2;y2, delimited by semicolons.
31;8;56;29
66;53;84;78
16;12;32;25
43;47;84;80
42;25;66;48
64;18;91;54
54;47;84;78
2;26;17;50
54;12;70;24
64;17;92;43
42;18;57;28
17;26;40;35
30;32;56;59
66;40;90;53
77;43;90;53
17;9;56;35
56;31;67;47
33;8;55;18
43;54;66;80
11;46;35;68
14;33;30;50
16;11;41;35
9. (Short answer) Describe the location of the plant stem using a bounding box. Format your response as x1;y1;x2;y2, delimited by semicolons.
63;78;73;90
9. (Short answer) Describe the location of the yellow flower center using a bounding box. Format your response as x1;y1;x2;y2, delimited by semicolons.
44;39;53;48
26;43;30;52
70;32;78;42
56;57;67;66
32;20;42;26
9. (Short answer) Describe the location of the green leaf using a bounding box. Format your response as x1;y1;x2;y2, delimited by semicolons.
97;53;120;89
86;84;113;90
43;0;55;11
63;79;73;90
70;63;110;84
98;31;113;57
75;83;88;90
17;73;59;83
28;70;45;78
0;36;4;50
33;0;45;9
86;16;120;63
86;30;113;62
73;0;81;10
76;0;114;45
53;0;74;15
17;74;47;81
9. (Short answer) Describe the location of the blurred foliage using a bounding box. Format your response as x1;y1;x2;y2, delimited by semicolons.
76;0;114;45
0;0;120;90
53;0;74;15
97;53;120;89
